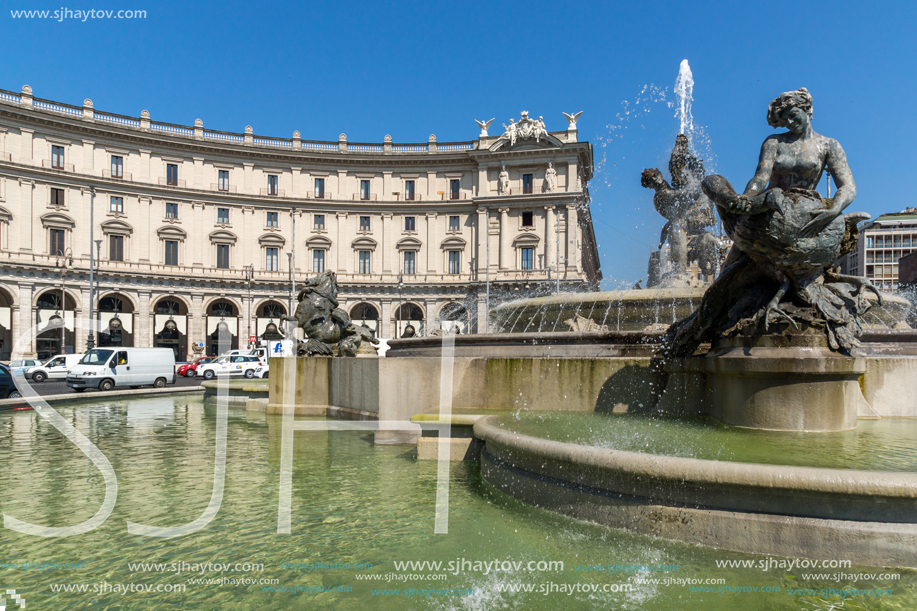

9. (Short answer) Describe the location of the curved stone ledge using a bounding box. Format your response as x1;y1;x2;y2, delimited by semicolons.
480;448;917;567
473;417;917;525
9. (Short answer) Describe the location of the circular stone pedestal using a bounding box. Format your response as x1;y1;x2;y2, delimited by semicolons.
706;332;865;432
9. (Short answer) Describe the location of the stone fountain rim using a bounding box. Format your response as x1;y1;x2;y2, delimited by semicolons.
474;416;917;498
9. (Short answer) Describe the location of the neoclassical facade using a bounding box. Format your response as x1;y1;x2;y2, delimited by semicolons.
0;85;600;360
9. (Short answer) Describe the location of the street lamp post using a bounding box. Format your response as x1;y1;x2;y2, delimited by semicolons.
244;265;254;347
397;273;404;338
87;187;96;350
54;248;74;353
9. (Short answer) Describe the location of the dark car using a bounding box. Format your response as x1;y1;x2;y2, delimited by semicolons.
177;356;217;377
0;363;23;399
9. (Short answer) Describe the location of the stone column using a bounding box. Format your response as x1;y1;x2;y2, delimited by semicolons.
427;171;437;199
243;162;253;195
476;208;487;275
336;213;348;272
425;213;437;273
567;160;579;192
477;167;488;197
81;139;95;173
137;291;151;348
192;203;204;267
192;157;204;190
79;187;93;259
18;179;33;252
476;295;487;335
290;166;301;198
380;299;392;338
17;282;35;357
381;213;393;273
499;208;510;270
75;290;87;351
10;303;20;357
190;294;205;354
19;128;33;164
545;205;556;272
139;197;152;262
139;149;151;181
566;205;579;273
383;171;392;202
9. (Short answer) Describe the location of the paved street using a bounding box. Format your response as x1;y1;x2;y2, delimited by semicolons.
18;372;204;397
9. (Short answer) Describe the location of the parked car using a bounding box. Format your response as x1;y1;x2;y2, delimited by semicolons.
0;363;22;399
26;354;85;383
178;356;217;377
66;348;176;392
9;359;42;370
253;364;269;379
196;355;262;380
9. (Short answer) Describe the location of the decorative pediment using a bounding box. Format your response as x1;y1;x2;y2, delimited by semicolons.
351;236;377;250
40;212;75;229
490;111;564;151
512;233;541;246
306;235;332;248
0;205;12;223
157;225;187;240
101;219;133;235
209;229;238;244
258;233;286;246
440;236;467;249
396;237;423;250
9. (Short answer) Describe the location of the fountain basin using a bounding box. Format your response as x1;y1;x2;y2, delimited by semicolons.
491;289;911;333
476;414;917;567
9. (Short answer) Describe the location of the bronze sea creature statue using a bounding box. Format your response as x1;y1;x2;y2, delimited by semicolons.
665;87;881;356
281;270;379;357
641;133;721;284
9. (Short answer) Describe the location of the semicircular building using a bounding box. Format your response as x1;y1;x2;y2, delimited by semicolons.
0;85;600;359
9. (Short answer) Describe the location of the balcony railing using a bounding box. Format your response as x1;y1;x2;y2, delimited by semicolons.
41;159;75;172
102;169;132;180
2;87;483;155
211;183;238;193
354;194;378;201
158;177;187;187
260;188;286;197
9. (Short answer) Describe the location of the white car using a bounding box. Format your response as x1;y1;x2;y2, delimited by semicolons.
25;354;85;383
253;364;269;379
196;355;262;380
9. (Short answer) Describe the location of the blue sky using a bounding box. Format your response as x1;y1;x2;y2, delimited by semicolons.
3;0;915;287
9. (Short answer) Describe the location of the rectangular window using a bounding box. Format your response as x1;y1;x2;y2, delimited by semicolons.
404;216;415;232
313;250;325;273
314;214;325;230
111;155;123;178
267;175;279;196
404;251;416;274
110;235;124;262
166;163;178;186
359;250;371;274
360;180;371;201
51;187;65;207
165;240;178;266
405;180;415;201
521;247;534;270
110;196;123;213
449;215;460;231
450;179;460;200
216;244;230;269
360;216;371;231
218;170;230;192
51;145;64;169
265;247;279;271
50;229;65;256
166;203;178;219
522;211;534;227
448;251;461;275
217;208;230;224
314;178;325;199
523;173;534;194
266;212;279;227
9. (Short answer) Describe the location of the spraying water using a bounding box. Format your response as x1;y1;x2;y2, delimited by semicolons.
674;59;694;140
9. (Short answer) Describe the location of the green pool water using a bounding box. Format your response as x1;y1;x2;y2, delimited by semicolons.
493;411;917;472
0;396;913;610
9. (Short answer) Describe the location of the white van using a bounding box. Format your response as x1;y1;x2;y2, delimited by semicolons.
26;354;85;383
66;348;176;392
